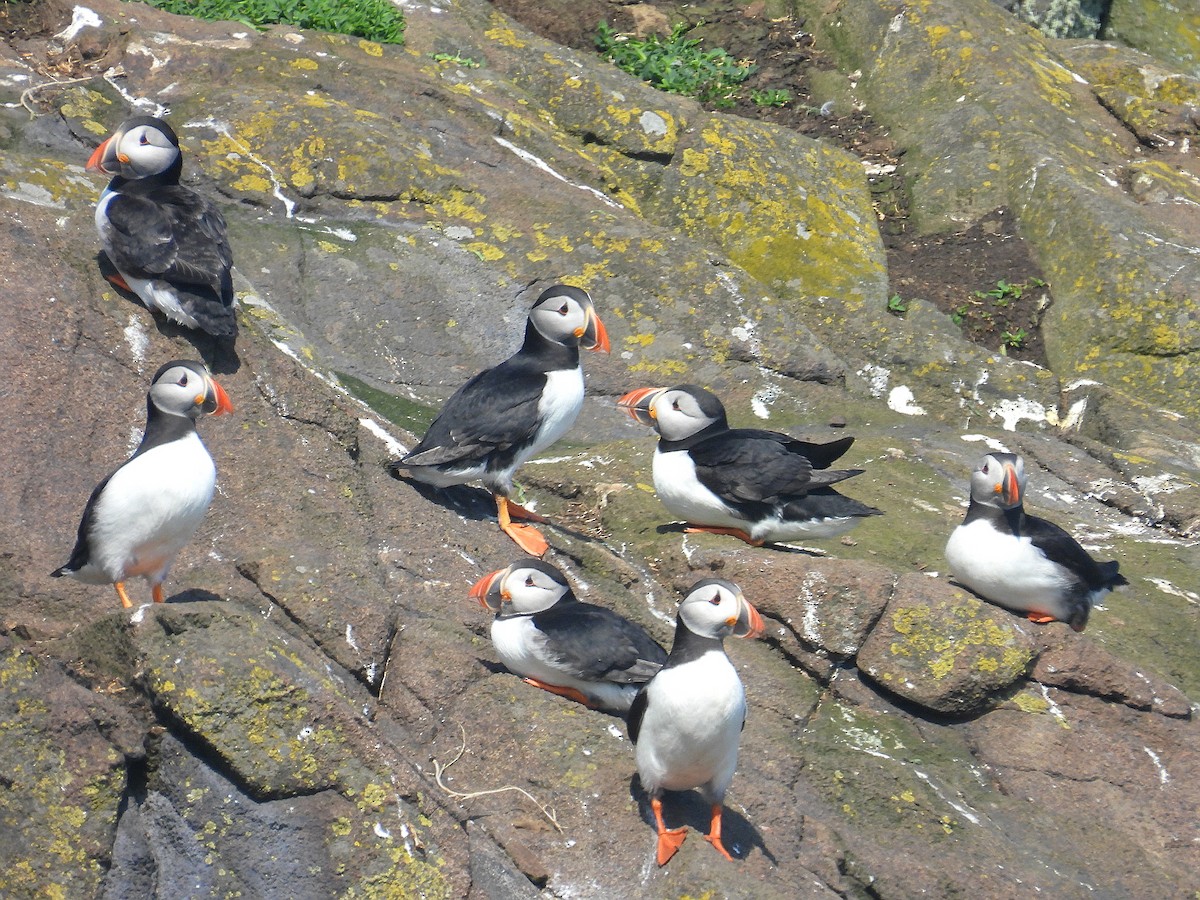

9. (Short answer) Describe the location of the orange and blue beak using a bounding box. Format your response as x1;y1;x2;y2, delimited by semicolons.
577;306;610;354
469;568;508;612
617;386;663;427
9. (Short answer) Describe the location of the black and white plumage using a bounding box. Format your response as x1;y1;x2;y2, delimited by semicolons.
618;384;881;545
52;360;233;608
944;452;1126;632
469;559;667;712
390;285;610;556
87;116;237;337
628;578;763;866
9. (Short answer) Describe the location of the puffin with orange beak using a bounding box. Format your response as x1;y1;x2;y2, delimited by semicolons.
618;383;880;546
628;578;763;866
944;452;1126;631
87;116;237;337
52;360;233;608
470;558;666;712
391;285;609;556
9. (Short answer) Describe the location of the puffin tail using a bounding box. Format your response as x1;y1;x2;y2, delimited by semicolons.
1098;560;1128;589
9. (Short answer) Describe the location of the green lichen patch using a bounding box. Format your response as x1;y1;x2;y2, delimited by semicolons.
857;577;1037;715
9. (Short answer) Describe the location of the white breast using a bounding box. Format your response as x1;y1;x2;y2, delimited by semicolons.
652;449;743;528
525;367;584;462
945;519;1076;614
83;433;217;584
635;650;745;800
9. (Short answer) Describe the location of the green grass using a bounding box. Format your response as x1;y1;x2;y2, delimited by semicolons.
142;0;406;44
595;21;755;108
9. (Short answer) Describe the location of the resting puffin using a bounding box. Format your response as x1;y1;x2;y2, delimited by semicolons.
629;578;763;866
469;558;667;712
618;384;881;545
945;452;1126;632
87;116;238;337
52;360;233;608
390;285;609;556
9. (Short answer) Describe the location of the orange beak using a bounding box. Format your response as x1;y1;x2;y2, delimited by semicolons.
469;568;506;612
617;386;662;427
576;307;610;354
998;460;1021;507
209;378;234;416
732;597;765;639
86;136;113;174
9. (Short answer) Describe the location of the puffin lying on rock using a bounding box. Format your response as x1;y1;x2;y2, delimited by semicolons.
87;116;238;338
945;452;1126;631
52;360;233;608
391;284;609;556
618;383;881;546
629;578;763;866
470;558;666;712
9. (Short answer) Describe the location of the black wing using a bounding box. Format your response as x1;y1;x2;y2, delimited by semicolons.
534;603;667;683
104;186;234;302
689;430;836;504
1023;514;1124;591
626;684;650;741
402;357;547;468
51;470;116;576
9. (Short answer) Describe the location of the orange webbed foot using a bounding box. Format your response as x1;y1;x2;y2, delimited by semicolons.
105;272;132;293
1026;612;1058;624
704;803;734;861
114;582;133;609
502;522;550;557
683;524;764;547
522;678;596;708
656;827;688;866
506;499;549;524
152;583;166;604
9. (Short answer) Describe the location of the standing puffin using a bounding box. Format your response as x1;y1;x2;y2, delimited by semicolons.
87;116;238;338
945;452;1126;631
469;558;667;712
629;578;763;866
618;384;881;545
52;360;233;608
390;285;609;556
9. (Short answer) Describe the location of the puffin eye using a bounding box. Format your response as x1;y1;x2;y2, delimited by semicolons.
708;593;722;606
672;399;681;411
139;133;150;145
525;575;535;587
177;374;189;387
981;463;989;474
557;303;569;315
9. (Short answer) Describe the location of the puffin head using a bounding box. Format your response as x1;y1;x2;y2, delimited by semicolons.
148;360;234;420
616;384;727;442
677;578;763;641
969;452;1025;510
528;285;610;353
469;558;574;617
87;116;182;181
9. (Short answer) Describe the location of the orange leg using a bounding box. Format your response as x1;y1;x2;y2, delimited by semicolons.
506;498;549;524
496;495;549;557
683;524;765;547
522;678;596;708
1026;611;1057;624
114;582;133;609
703;803;734;861
152;583;166;604
651;797;688;866
105;272;132;292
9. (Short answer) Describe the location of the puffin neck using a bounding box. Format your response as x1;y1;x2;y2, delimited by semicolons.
131;398;199;460
664;616;724;666
656;418;729;453
962;499;1025;535
109;155;183;194
521;319;581;371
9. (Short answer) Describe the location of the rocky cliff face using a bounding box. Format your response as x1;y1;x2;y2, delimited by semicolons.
1;0;1197;897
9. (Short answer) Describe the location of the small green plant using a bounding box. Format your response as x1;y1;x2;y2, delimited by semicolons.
974;279;1023;306
751;88;792;108
999;327;1028;353
886;294;908;316
595;21;756;108
142;0;406;44
950;304;970;326
431;51;481;68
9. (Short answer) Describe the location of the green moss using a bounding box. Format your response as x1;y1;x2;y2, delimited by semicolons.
335;371;436;435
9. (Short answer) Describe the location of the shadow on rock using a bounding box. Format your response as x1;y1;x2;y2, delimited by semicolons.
630;774;774;865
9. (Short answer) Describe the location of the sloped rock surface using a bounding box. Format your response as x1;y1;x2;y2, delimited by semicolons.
0;0;1197;898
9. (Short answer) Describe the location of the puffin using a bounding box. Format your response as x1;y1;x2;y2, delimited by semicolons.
87;116;238;338
390;284;610;556
945;452;1126;632
617;384;881;545
469;558;667;712
52;360;233;608
629;578;763;866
